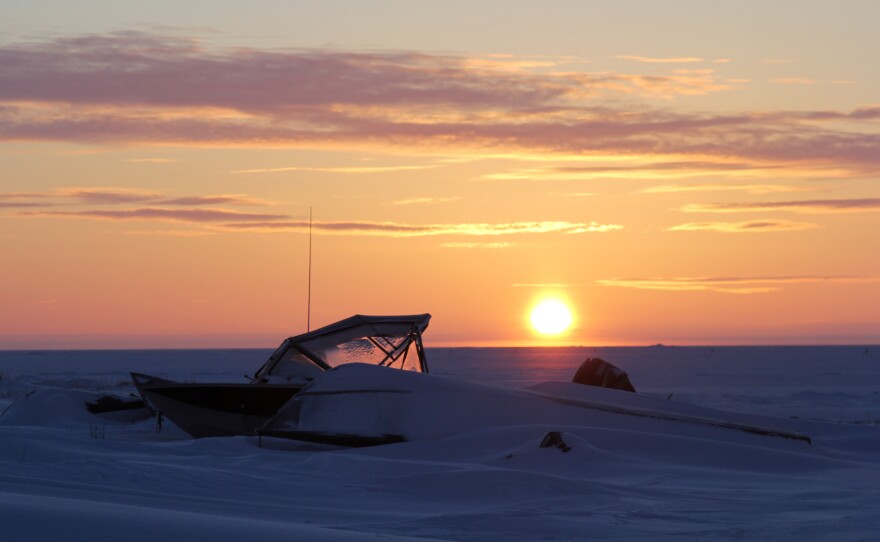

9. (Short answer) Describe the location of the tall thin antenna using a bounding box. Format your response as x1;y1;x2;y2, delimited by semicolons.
307;207;312;332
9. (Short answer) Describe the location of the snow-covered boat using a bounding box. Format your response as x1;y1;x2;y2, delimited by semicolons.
131;314;430;438
259;362;811;447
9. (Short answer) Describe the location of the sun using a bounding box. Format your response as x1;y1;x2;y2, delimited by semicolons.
529;299;573;335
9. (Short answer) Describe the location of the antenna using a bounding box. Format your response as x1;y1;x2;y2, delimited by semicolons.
307;207;312;332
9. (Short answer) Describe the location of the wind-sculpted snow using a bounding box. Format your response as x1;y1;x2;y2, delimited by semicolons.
1;347;879;540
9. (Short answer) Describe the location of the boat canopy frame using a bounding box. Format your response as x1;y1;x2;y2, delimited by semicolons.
253;314;430;381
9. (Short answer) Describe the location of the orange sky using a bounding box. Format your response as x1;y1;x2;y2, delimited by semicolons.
1;2;879;347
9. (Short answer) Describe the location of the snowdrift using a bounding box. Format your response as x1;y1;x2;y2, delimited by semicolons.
261;364;813;452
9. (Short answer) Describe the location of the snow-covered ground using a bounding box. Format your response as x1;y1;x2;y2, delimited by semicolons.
1;346;879;541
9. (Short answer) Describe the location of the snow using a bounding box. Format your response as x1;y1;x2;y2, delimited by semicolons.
1;346;879;540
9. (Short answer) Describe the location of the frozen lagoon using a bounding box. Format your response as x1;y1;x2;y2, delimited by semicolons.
1;346;879;540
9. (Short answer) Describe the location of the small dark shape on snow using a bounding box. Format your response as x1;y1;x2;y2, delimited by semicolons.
85;395;146;414
572;357;636;393
540;431;571;453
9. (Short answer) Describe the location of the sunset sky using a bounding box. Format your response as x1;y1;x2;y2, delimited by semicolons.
2;1;878;348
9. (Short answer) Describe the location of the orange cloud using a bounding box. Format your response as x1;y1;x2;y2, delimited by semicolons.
391;197;460;206
598;275;879;294
440;242;514;249
681;199;880;214
617;55;704;63
223;220;622;237
643;184;812;195
668;220;818;232
231;164;439;174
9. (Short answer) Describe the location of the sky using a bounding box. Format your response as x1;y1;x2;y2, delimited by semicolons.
1;0;878;348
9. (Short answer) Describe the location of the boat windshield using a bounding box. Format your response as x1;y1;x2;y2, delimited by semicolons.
255;314;430;380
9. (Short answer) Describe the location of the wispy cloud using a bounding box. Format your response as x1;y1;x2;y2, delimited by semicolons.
440;242;513;249
1;32;876;173
58;188;161;204
156;195;273;206
16;198;621;238
643;184;813;195
598;275;880;294
124;229;217;237
668;220;818;232
0;201;57;208
21;208;287;223
560;192;596;198
231;164;439;174
482;161;843;182
126;157;177;163
0;192;54;200
617;55;704;63
772;77;818;85
222;220;622;237
771;78;855;86
681;198;880;214
0;187;277;209
390;196;460;206
511;283;577;288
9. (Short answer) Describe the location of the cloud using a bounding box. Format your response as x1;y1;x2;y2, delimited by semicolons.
440;242;513;249
231;164;439;174
222;220;622;237
598;275;879;294
156;195;273;206
643;184;813;195
391;196;460;206
20;208;287;223
483;161;845;182
0;192;53;200
680;198;880;214
771;78;855;86
617;55;704;63
668;220;818;232
58;188;161;204
124;229;217;237
15;196;620;239
0;32;877;174
126;157;177;163
560;192;596;197
511;283;577;288
0;201;57;208
772;78;818;85
0;187;277;209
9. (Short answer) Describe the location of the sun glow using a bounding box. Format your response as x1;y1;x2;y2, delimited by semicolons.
529;299;573;335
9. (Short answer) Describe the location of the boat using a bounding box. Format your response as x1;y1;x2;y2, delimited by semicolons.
131;314;430;438
258;362;811;447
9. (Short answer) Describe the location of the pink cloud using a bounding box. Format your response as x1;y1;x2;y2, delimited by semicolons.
20;208;287;223
0;32;877;172
0;202;56;208
0;188;276;209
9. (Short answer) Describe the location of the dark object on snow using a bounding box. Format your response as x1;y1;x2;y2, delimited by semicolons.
85;395;146;414
539;431;571;453
572;357;636;393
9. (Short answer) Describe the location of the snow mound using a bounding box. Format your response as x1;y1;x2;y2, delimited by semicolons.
1;389;124;428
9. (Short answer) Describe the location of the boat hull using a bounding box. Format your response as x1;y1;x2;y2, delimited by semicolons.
135;380;302;438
